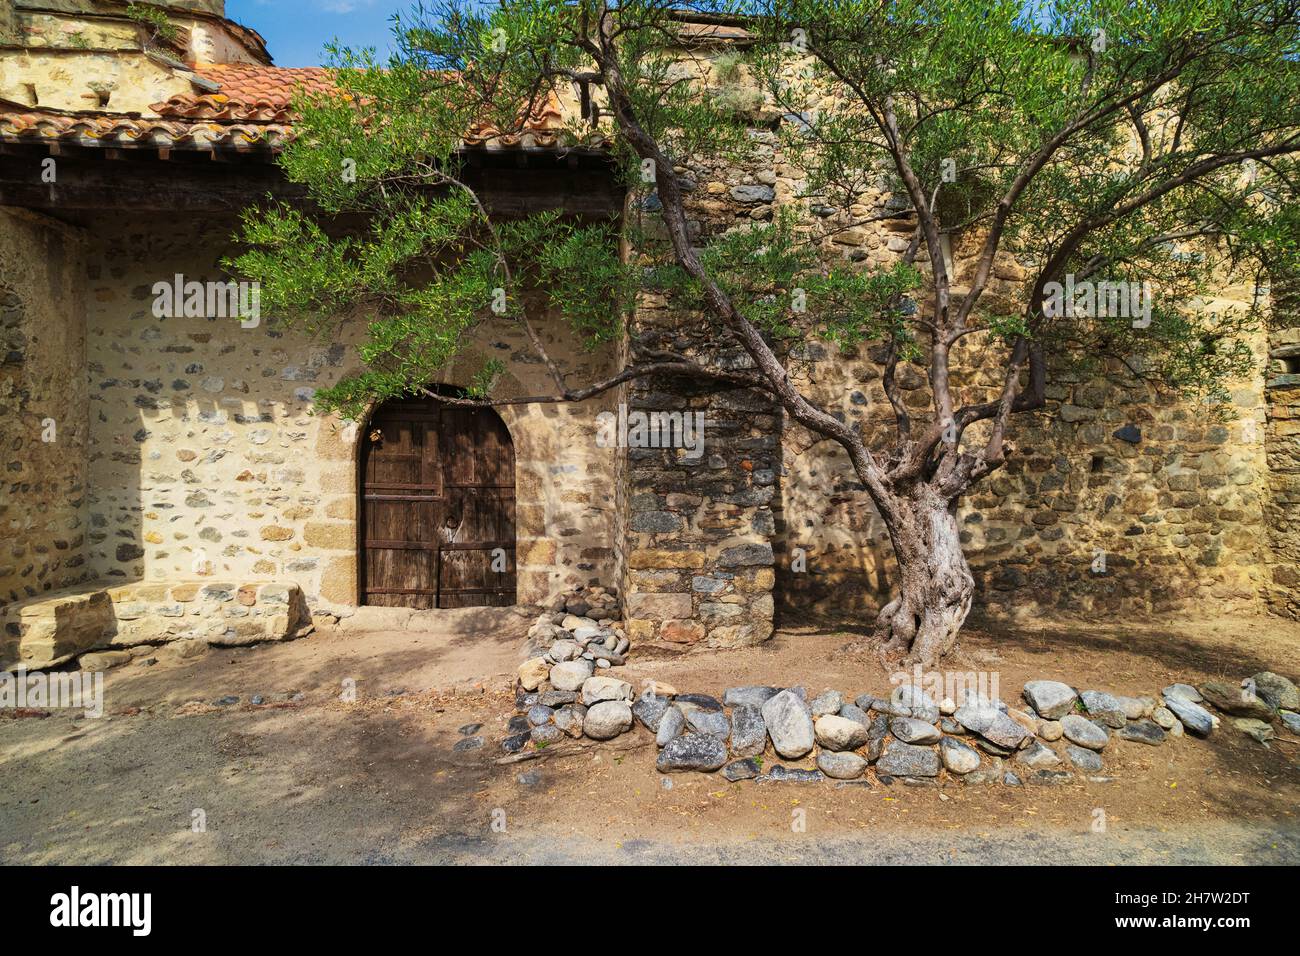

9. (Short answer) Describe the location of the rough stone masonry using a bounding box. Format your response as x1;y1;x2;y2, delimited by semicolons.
1;2;1298;672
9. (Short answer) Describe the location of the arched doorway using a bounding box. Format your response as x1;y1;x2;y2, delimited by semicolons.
358;391;516;608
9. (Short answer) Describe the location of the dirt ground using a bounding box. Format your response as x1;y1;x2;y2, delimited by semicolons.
2;608;1298;865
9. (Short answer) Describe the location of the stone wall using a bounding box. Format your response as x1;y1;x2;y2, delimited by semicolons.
619;115;783;649
616;41;1279;629
1264;279;1300;619
764;136;1271;621
0;209;91;608
777;330;1270;622
3;1;263;111
80;212;621;614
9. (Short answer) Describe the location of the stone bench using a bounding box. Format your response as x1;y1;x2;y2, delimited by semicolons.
1;580;311;670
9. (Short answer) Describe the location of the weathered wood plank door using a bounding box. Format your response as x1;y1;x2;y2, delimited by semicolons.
360;396;515;608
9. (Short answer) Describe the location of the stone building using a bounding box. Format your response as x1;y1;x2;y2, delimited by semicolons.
0;2;1296;669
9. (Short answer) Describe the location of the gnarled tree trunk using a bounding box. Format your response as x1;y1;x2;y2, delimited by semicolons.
872;483;974;668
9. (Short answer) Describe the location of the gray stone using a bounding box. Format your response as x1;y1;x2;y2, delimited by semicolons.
940;718;964;735
1250;672;1300;711
865;714;890;762
686;708;730;739
889;684;940;722
549;639;580;662
501;731;530;753
1280;711;1300;734
730;183;776;203
1038;719;1064;741
815;714;871;751
584;700;633;740
817;750;867;780
1163;683;1203;703
1022;680;1078;719
762;689;815;759
673;692;723;713
940;737;981;775
718;543;775;567
657;733;728;772
552;704;587;737
507;715;530;734
854;693;883;712
1117;719;1166;746
586;644;625;666
1151;706;1177;730
976;738;1015;757
458;723;482;735
1233;718;1274;745
1162;692;1217;737
538;690;576;708
549;659;593;692
526;705;554;727
1199;681;1275;721
1003;771;1022;786
632;693;671;732
724;685;781;708
890;717;941;745
530;724;564;745
1065;745;1102;772
656;706;686;747
856;693;909;716
581;675;634;706
721;758;761;781
838;703;872;727
1117;696;1150;720
453;736;485;752
729;704;767;757
877;741;940;777
962;769;1000;785
1079;690;1128;728
955;697;1030;750
1061;714;1109;750
761;766;825;784
810;690;843;717
1015;740;1062;768
515;688;539;709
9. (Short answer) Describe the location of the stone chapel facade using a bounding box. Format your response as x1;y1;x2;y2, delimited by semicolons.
1;1;1297;669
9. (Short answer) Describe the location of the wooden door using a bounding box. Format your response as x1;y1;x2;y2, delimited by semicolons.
360;396;516;608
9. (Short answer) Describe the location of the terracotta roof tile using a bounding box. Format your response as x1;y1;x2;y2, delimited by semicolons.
0;104;290;151
1;64;573;154
152;64;337;122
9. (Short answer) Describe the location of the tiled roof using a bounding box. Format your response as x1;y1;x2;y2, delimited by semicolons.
152;64;337;123
0;104;292;151
0;64;570;154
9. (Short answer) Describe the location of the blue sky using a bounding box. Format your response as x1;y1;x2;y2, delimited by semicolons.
226;0;412;67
